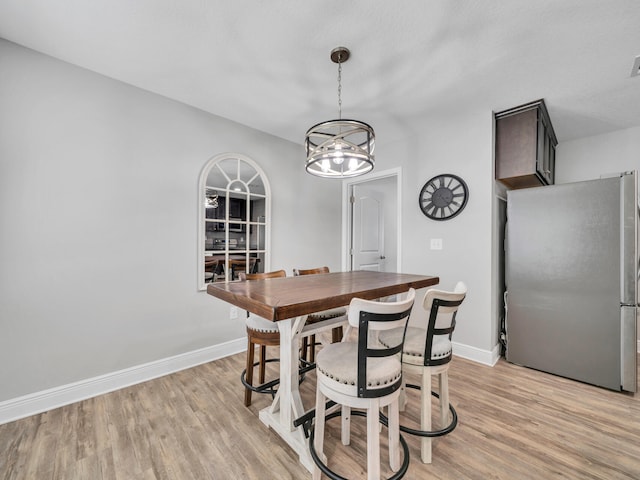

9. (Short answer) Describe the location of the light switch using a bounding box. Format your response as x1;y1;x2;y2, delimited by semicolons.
430;238;443;250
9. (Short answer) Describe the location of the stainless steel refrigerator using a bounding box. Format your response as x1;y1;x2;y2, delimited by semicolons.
505;171;638;392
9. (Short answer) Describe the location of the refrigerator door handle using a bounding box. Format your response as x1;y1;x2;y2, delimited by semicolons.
620;171;638;305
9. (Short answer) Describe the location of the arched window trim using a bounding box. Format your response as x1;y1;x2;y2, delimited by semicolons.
198;153;271;291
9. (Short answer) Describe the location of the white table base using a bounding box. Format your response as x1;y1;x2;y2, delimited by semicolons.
259;315;348;472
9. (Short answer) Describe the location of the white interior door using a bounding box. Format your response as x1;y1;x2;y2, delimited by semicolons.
343;169;400;273
352;184;385;271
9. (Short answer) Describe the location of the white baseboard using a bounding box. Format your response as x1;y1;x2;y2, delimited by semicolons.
455;341;640;367
0;338;246;426
4;336;627;426
453;341;500;366
456;339;640;366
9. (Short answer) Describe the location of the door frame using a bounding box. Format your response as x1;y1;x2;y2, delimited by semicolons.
341;167;402;272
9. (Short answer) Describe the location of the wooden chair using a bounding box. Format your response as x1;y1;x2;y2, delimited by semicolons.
379;281;467;463
311;289;416;480
293;267;345;363
239;269;286;406
204;256;220;283
230;257;259;280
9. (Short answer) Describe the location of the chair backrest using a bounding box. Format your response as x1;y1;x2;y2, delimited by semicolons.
293;266;330;276
348;288;416;398
239;269;286;281
421;281;467;366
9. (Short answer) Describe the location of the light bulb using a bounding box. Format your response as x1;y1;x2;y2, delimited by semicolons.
332;142;344;165
321;159;330;172
348;157;359;171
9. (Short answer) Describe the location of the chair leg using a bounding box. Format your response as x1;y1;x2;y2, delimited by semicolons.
259;345;267;384
244;338;255;407
341;405;351;445
388;399;400;472
367;399;381;480
301;335;316;363
309;335;316;363
313;388;327;480
439;371;450;429
421;369;432;464
331;326;343;343
399;378;407;412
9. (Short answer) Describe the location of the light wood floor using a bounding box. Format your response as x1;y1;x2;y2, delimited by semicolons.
1;351;639;479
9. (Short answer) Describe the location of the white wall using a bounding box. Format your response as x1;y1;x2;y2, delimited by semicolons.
0;36;503;419
376;109;496;362
0;39;342;405
555;126;640;183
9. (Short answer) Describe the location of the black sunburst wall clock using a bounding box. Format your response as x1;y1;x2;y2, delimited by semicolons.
419;174;469;221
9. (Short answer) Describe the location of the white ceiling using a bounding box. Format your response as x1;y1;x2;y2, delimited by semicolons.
1;0;640;145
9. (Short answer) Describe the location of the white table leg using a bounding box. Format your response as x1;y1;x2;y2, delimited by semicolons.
259;316;314;471
276;316;306;428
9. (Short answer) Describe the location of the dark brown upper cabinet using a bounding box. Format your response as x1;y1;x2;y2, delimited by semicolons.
495;99;558;189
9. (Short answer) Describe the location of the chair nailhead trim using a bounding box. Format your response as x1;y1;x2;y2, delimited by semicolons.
406;350;452;359
249;328;279;333
317;367;401;387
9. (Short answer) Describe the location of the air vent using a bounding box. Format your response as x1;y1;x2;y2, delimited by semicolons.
631;55;640;77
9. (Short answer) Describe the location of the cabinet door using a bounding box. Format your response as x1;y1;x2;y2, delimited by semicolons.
536;115;554;186
547;142;556;185
208;196;226;220
495;108;538;182
536;116;547;184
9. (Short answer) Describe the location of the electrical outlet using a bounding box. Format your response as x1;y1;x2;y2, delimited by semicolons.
230;306;239;319
430;238;443;250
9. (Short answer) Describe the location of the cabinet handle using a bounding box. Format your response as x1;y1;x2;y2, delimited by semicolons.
380;255;386;259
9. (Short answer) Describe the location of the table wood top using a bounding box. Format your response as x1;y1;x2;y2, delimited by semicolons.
206;270;439;321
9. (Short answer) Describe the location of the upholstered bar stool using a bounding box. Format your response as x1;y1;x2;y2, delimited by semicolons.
379;282;467;463
293;267;346;363
310;289;416;480
239;269;286;407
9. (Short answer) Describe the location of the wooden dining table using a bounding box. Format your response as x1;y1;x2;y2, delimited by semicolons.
207;270;439;471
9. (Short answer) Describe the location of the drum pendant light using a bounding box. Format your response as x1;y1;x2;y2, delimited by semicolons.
305;47;375;178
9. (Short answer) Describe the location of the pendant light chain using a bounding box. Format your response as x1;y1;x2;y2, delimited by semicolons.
337;55;342;120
